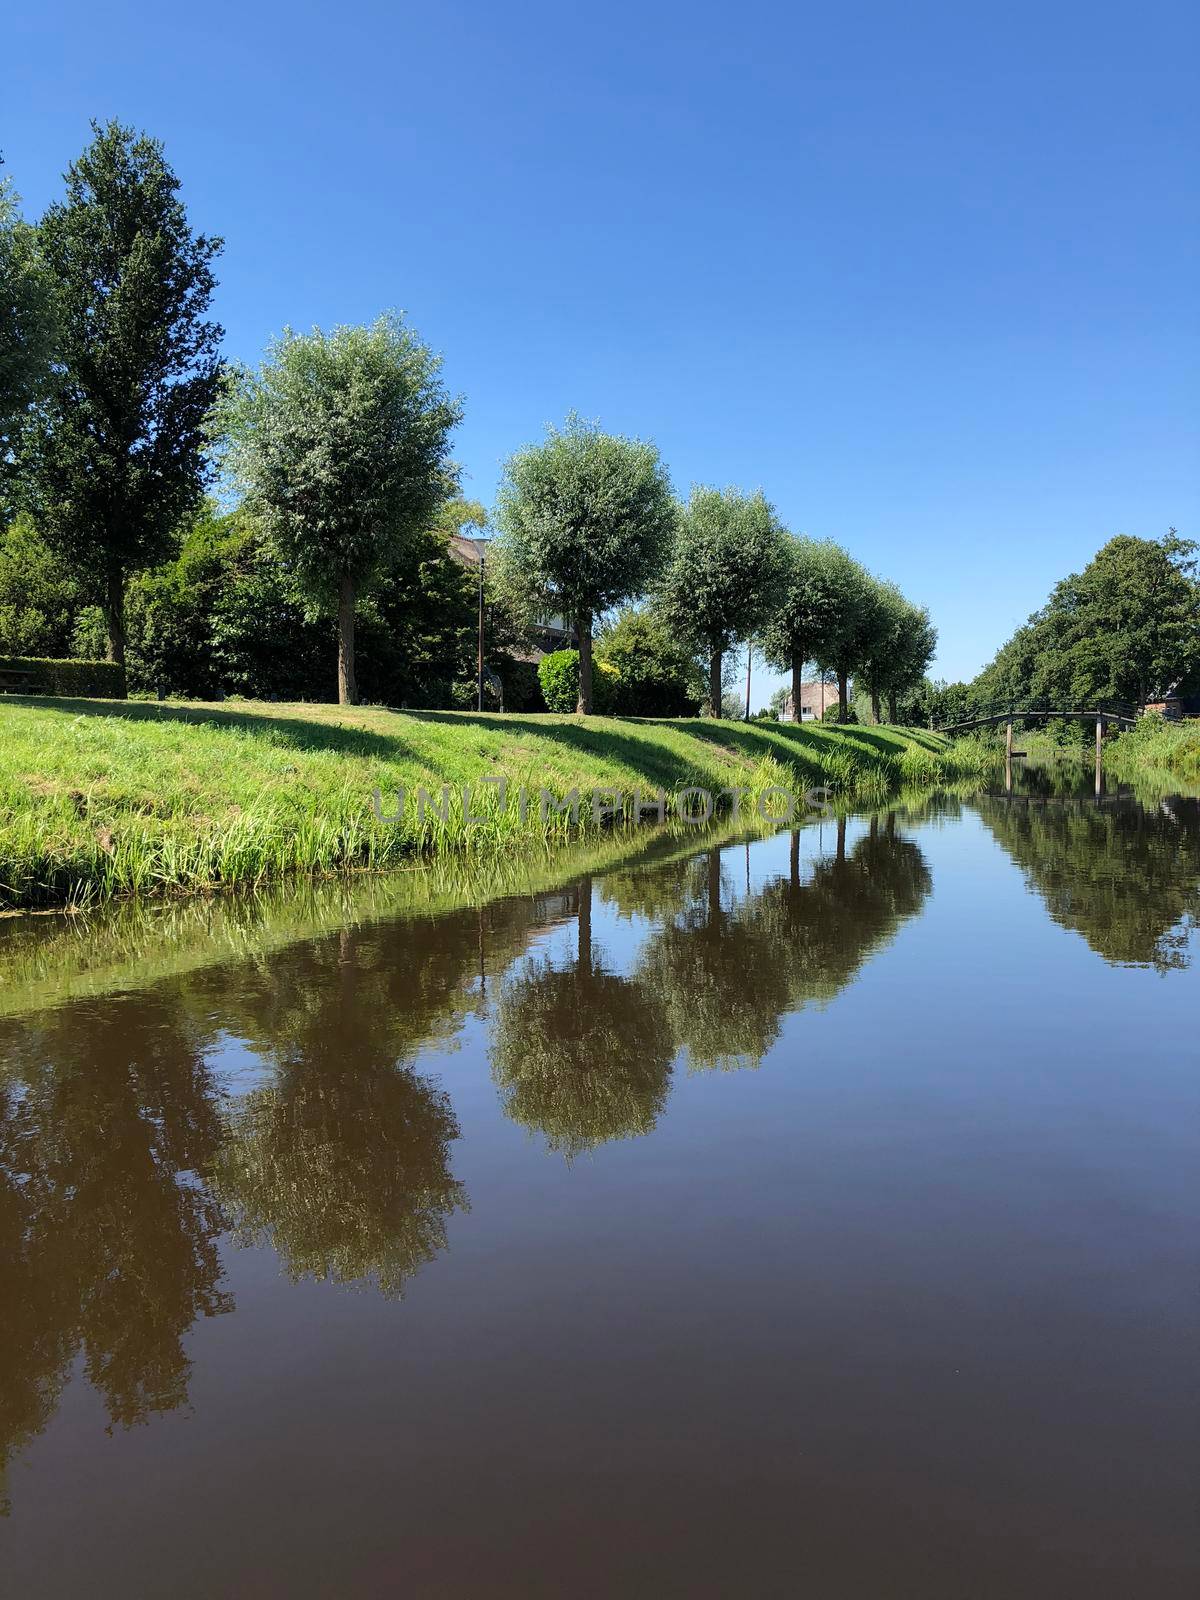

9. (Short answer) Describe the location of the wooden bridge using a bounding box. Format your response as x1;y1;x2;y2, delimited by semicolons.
935;708;1138;736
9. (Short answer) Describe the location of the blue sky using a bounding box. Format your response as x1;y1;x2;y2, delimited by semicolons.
6;0;1197;694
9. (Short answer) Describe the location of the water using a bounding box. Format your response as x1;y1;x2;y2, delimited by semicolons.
1;783;1197;1597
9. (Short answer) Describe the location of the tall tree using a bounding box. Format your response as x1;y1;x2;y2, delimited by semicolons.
807;546;878;723
492;415;675;714
972;532;1200;712
0;165;55;520
220;314;461;704
22;122;223;669
854;582;937;723
885;601;937;723
655;486;787;717
761;536;849;719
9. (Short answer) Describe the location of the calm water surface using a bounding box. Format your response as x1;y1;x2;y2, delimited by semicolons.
1;783;1197;1597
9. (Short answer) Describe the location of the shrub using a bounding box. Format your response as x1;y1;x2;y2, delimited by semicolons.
595;607;702;716
823;701;858;724
537;649;619;713
0;654;126;698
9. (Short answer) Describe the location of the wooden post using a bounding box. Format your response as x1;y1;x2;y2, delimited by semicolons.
1006;719;1013;759
1095;716;1103;760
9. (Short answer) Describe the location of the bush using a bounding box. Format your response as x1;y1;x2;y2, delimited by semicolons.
823;701;858;724
0;654;126;698
537;649;620;713
595;607;702;716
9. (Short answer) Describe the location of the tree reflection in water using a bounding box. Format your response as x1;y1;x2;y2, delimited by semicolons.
209;926;468;1297
0;998;230;1512
629;816;933;1072
490;875;675;1156
0;813;934;1504
976;794;1200;970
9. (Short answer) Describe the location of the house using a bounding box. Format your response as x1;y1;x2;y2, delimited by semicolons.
781;681;840;722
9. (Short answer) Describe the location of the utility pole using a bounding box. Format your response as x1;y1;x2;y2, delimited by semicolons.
476;541;486;713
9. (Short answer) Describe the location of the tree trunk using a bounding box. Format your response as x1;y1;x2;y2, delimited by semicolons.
870;689;881;724
791;654;804;722
837;668;849;723
709;648;723;718
576;614;593;714
886;692;898;724
337;573;357;705
102;567;126;671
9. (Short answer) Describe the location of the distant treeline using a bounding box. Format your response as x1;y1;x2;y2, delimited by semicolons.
925;531;1200;728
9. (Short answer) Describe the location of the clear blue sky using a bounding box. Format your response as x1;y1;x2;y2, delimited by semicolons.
6;0;1197;695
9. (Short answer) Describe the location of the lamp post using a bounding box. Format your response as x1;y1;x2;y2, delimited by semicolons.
476;540;486;713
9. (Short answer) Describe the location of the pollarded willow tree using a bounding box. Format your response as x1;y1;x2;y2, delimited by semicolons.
807;545;880;723
855;582;937;723
21;121;223;668
655;486;788;717
760;536;851;719
220;314;461;704
491;415;675;714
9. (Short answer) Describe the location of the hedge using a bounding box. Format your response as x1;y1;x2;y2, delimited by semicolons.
0;655;127;699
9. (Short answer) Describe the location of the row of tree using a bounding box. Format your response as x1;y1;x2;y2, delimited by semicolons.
1;120;936;717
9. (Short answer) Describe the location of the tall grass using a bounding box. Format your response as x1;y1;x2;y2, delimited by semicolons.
0;697;991;908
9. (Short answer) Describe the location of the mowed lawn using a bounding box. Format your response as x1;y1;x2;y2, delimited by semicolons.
0;696;970;907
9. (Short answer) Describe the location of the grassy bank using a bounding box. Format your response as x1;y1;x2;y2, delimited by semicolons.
1106;717;1200;786
0;696;989;908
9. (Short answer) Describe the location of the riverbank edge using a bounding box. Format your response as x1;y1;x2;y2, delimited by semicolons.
0;696;993;909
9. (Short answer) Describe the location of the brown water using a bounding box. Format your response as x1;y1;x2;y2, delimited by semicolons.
1;788;1197;1597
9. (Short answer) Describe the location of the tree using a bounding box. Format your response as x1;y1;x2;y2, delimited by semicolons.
806;545;877;723
0;166;55;520
854;582;938;723
761;536;852;718
0;513;84;656
492;415;675;714
220;314;461;704
655;486;787;717
972;532;1200;712
22;121;223;669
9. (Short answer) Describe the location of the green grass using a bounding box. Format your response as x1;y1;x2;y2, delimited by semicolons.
1105;717;1200;786
0;696;989;908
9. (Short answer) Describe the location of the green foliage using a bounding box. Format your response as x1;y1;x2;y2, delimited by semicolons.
854;581;938;721
972;532;1200;710
761;536;852;684
595;606;702;716
0;654;125;697
537;648;620;713
655;486;788;714
1107;715;1200;784
219;313;462;703
0;170;55;520
823;699;856;723
804;546;880;718
0;515;84;656
492;415;675;712
21;121;223;665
